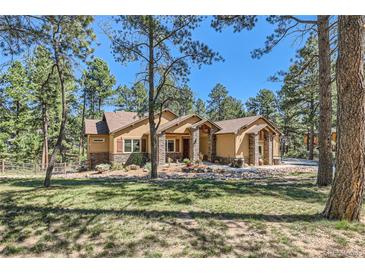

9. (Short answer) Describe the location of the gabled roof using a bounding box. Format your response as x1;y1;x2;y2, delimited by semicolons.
157;114;222;134
84;119;109;135
104;111;143;133
157;114;193;133
215;115;281;135
84;109;178;135
190;118;222;130
244;124;267;134
110;109;178;134
215;116;261;134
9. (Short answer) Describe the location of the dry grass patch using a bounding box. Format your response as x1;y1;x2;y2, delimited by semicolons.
0;172;364;257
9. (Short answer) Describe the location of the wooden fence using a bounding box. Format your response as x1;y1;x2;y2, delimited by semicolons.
0;160;83;175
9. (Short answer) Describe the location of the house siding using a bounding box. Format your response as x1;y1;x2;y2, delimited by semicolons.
216;133;235;158
86;113;281;169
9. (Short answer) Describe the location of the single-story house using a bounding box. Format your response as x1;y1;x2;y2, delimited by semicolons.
84;109;281;169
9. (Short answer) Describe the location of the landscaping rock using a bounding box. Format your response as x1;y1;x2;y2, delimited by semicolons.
127;164;139;171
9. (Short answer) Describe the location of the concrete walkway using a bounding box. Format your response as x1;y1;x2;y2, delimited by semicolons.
281;158;318;167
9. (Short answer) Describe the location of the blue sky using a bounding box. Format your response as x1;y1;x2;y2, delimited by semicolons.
93;16;307;111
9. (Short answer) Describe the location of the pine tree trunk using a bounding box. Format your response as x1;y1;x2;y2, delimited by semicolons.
41;103;49;170
44;63;67;187
317;15;333;186
91;94;95;119
323;16;365;221
98;97;102;117
79;89;87;161
147;16;158;179
308;125;314;160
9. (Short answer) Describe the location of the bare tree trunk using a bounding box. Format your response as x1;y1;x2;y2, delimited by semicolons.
91;93;95;119
41;103;49;170
147;16;158;179
98;97;102;117
44;63;67;187
323;16;365;221
308;124;314;160
317;15;333;186
79;89;86;162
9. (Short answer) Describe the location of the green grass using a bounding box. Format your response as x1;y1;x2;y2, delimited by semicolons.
0;173;364;257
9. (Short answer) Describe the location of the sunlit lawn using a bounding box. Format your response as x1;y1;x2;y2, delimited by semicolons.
0;173;365;257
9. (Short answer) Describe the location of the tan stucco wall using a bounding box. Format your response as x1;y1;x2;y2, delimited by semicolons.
229;117;281;159
111;111;176;154
88;134;110;153
273;135;280;157
199;135;209;156
236;132;249;159
216;133;235;158
165;116;201;134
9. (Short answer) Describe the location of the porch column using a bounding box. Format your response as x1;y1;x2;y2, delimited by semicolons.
264;131;273;165
249;133;259;166
158;133;166;166
208;128;217;162
191;127;200;162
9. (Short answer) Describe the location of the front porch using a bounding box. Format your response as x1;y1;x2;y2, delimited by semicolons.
247;125;274;166
157;117;219;165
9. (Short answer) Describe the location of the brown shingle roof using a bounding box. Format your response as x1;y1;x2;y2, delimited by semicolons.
244;124;268;134
157;114;193;133
85;109;178;135
104;111;143;132
215;116;261;134
84;119;109;135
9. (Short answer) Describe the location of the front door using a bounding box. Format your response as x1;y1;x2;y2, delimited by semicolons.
182;138;190;159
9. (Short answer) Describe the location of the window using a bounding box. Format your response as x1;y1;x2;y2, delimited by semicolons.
258;145;263;157
141;138;147;153
93;138;105;143
166;139;175;152
124;139;141;153
133;139;140;152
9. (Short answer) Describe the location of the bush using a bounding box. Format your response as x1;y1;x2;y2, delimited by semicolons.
183;158;191;166
125;153;146;167
144;162;151;171
195;159;202;165
231;158;244;168
126;164;139;171
95;164;111;173
111;162;124;171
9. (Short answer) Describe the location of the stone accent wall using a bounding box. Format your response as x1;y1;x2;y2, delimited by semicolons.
208;128;218;162
264;131;273;165
273;157;281;165
191;128;200;162
89;152;109;169
110;153;149;166
249;133;259;166
214;156;245;166
158;133;166;166
166;152;183;162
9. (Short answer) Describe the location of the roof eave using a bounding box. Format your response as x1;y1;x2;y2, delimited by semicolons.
110;109;177;134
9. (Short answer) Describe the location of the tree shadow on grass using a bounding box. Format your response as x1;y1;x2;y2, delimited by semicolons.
148;179;328;204
0;176;328;206
0;203;323;223
0;177;138;188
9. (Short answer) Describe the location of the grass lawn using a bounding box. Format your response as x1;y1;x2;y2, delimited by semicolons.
0;172;365;257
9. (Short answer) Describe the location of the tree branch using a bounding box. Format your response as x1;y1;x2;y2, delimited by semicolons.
283;16;317;25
